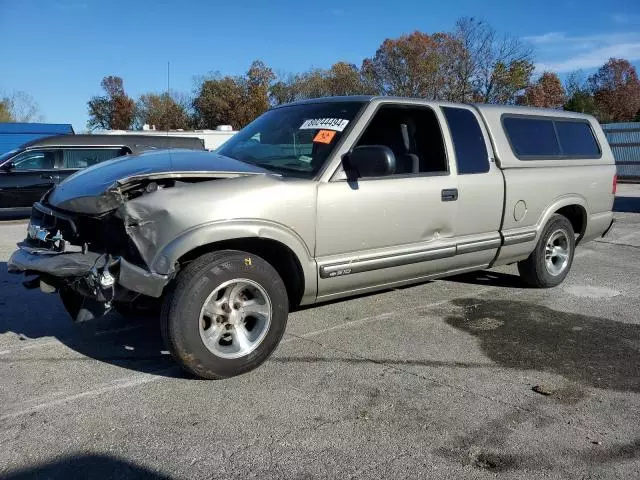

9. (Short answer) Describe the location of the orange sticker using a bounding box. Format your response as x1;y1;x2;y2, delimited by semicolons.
313;129;336;144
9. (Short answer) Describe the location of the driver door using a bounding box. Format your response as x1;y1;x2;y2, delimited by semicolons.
314;103;460;301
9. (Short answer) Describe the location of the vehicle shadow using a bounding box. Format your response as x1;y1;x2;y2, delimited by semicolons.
293;279;434;312
4;453;171;479
278;298;640;393
614;195;640;213
0;262;184;379
444;270;532;289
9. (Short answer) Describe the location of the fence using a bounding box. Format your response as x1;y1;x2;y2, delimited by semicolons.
602;122;640;181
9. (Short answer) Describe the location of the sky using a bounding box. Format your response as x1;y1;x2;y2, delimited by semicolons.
1;0;639;132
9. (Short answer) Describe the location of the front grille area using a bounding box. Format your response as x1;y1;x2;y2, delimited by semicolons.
29;202;146;266
28;203;80;250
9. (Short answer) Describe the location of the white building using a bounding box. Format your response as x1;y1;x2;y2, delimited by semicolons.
103;125;237;151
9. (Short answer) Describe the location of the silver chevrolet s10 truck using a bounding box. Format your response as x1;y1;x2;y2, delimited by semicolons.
8;96;616;379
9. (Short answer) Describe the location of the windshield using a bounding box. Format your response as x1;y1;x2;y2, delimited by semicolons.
218;101;365;177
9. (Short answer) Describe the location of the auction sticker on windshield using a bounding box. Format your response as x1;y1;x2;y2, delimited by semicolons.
299;118;349;131
313;130;337;144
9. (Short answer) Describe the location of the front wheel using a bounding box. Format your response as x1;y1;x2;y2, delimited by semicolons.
161;250;289;379
518;214;575;288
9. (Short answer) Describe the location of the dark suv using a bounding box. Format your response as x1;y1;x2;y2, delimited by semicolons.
0;134;205;214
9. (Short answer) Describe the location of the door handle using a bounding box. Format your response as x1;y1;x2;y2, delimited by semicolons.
441;188;458;202
40;174;54;180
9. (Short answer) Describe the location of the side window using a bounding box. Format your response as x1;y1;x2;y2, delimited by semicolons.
355;105;447;176
442;107;490;174
555;121;600;157
11;150;56;170
503;116;602;159
503;117;560;158
61;148;127;169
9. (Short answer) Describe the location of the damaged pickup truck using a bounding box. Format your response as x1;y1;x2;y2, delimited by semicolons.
8;96;616;379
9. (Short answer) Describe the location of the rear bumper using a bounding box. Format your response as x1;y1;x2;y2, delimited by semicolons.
582;212;614;243
8;245;169;298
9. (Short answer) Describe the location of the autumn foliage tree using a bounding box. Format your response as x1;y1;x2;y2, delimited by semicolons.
245;60;275;122
589;58;640;123
453;17;534;103
136;92;191;130
270;61;373;105
87;76;135;130
519;72;565;109
361;31;465;99
193;60;275;129
0;100;11;122
89;21;640;130
563;71;596;115
0;91;43;122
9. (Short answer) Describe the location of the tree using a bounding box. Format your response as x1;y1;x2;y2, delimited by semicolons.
194;60;276;128
453;17;534;103
270;73;301;105
292;69;332;99
519;72;565;109
361;31;465;99
326;62;373;96
193;75;246;129
136;92;191;130
588;58;640;123
563;71;596;115
244;60;275;122
0;91;43;122
0;99;13;122
269;61;376;106
87;76;136;130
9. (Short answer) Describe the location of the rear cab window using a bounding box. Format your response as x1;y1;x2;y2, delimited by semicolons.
442;107;490;174
502;115;600;160
555;121;601;156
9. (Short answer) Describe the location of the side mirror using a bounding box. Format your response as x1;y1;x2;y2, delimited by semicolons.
344;145;396;179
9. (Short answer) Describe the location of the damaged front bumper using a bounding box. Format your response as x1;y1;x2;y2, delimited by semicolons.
8;202;171;299
8;246;169;298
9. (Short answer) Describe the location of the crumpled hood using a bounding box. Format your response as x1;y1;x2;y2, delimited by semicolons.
47;149;268;214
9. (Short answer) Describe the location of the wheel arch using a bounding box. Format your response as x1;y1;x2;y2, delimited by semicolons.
536;195;588;244
152;220;317;307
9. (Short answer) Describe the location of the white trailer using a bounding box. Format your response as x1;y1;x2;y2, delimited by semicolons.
103;125;237;151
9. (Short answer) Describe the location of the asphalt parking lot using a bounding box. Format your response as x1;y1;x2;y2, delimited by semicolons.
1;186;639;479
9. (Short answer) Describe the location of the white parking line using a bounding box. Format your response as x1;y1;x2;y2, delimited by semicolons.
290;290;492;340
0;368;177;421
1;288;494;420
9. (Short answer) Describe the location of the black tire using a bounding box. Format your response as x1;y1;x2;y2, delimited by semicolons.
518;214;575;288
59;287;83;321
161;250;289;379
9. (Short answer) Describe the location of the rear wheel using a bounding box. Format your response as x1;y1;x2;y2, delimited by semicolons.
518;214;575;288
161;250;288;379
